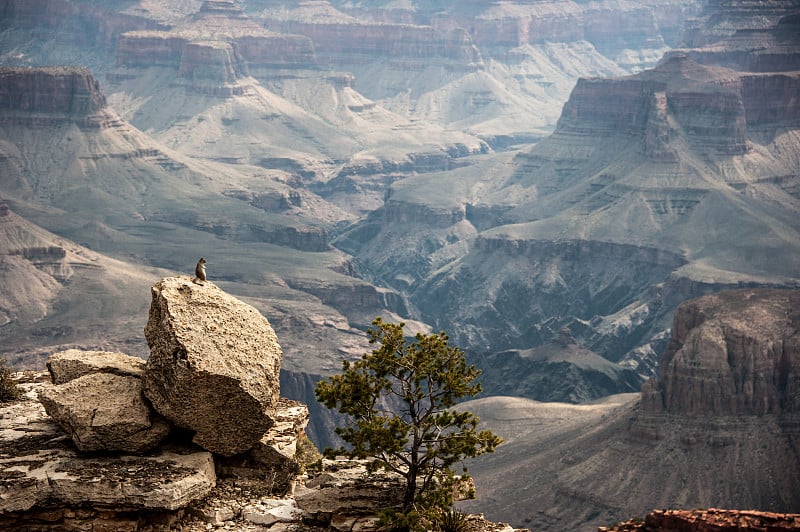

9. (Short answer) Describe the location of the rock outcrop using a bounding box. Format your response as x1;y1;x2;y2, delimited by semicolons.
0;373;216;526
143;276;283;456
38;349;171;454
461;288;800;532
2;365;513;532
599;508;800;532
39;371;172;453
0;66;115;128
641;288;800;416
556;55;751;156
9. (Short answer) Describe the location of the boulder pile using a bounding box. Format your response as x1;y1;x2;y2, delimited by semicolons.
0;277;337;529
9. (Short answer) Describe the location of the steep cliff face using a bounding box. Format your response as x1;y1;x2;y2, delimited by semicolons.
557;55;750;155
641;289;800;416
0;66;109;126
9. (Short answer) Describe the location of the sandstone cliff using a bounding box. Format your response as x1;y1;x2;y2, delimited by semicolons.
0;66;114;128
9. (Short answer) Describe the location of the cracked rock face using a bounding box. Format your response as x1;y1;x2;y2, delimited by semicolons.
0;375;215;518
38;372;172;454
642;288;800;416
142;276;283;456
46;348;146;384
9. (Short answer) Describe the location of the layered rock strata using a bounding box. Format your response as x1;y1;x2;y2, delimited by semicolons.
143;276;283;456
0;66;115;128
641;288;800;416
557;55;751;155
0;373;216;520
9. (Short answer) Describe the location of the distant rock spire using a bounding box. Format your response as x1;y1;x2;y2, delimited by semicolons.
557;326;576;347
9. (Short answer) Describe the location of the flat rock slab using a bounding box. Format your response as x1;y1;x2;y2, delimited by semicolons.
38;372;171;453
2;447;216;513
0;376;215;514
46;349;145;384
142;276;283;456
295;460;405;517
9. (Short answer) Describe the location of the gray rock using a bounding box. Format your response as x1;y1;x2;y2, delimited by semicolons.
216;398;313;493
142;276;283;456
242;498;302;526
295;460;405;519
0;374;215;515
46;349;145;384
38;372;171;453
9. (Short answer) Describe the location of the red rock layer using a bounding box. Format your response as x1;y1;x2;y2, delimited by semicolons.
599;508;800;531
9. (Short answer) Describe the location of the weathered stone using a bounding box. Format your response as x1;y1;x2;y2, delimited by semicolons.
0;375;216;517
599;508;800;531
38;372;171;453
643;288;800;416
294;460;405;519
195;504;237;525
215;398;314;493
242;498;302;526
142;276;283;456
46;348;145;384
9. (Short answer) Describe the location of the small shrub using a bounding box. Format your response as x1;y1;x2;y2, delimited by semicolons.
0;359;21;403
435;508;470;532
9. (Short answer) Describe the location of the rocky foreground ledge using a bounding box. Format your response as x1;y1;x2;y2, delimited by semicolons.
0;276;525;531
0;371;521;531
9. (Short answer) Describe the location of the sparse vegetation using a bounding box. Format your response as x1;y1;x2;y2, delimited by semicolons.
0;358;21;402
316;317;502;529
435;508;471;532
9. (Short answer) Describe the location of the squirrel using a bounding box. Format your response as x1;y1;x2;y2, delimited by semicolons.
193;258;207;284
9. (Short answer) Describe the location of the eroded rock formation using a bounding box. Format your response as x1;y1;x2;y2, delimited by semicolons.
0;373;216;524
461;288;800;531
641;289;800;416
143;276;283;456
0;66;116;128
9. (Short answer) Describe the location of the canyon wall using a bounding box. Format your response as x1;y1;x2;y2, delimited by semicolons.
0;66;107;121
461;288;800;531
641;289;800;416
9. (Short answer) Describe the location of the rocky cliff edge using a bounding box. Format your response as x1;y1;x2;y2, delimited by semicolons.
0;277;523;531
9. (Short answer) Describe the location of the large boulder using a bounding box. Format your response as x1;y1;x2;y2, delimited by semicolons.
38;372;172;453
46;348;145;384
142;276;283;456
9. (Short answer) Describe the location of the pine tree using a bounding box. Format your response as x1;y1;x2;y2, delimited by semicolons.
315;317;502;520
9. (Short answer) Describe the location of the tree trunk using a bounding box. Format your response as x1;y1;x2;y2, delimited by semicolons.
403;469;417;512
